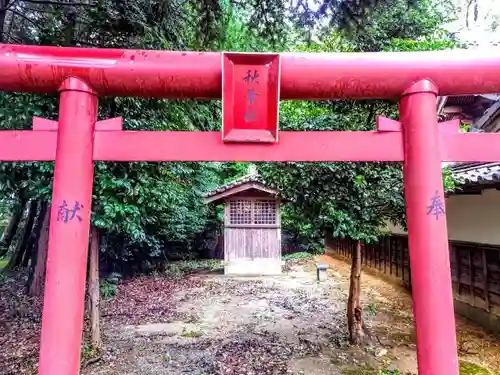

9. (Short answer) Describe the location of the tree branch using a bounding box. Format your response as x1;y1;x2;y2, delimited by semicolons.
0;0;16;12
365;102;376;128
11;9;39;26
22;0;92;6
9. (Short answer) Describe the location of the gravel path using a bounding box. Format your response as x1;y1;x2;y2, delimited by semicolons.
84;260;405;375
3;256;498;375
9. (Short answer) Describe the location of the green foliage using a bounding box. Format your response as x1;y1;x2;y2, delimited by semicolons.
100;278;118;299
366;303;378;315
258;0;457;245
0;258;8;270
378;371;402;375
384;36;458;52
0;1;246;274
81;341;100;363
0;0;462;274
239;0;431;45
458;361;492;375
181;329;203;338
443;167;463;193
343;368;405;375
282;252;314;261
340;0;455;52
165;259;223;278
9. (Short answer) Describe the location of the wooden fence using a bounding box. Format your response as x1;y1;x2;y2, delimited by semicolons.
325;235;500;327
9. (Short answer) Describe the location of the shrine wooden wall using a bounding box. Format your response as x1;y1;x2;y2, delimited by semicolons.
325;235;500;333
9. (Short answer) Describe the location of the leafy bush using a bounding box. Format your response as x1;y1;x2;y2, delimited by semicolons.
100;278;118;299
165;260;223;278
181;329;203;338
379;370;401;375
282;252;314;261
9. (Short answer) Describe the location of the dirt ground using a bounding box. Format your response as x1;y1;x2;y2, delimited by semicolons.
80;256;500;375
2;255;499;375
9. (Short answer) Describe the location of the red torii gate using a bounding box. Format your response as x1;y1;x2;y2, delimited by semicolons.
2;44;500;375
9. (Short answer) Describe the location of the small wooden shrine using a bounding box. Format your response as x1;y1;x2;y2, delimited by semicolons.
204;167;282;275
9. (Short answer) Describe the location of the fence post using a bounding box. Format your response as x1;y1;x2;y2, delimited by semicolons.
468;248;475;305
482;248;490;312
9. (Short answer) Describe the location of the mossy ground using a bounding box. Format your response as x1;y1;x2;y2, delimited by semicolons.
341;359;493;375
459;361;493;375
0;258;8;269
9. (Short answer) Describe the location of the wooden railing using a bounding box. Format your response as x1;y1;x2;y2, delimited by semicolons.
325;235;500;318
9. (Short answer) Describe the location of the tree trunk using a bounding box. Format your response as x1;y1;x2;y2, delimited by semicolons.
21;201;45;268
347;240;364;345
6;200;37;270
28;205;50;296
89;226;101;349
0;200;26;258
26;202;49;293
0;0;8;43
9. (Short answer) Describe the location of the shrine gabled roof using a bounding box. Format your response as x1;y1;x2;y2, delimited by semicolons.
204;173;281;204
451;162;500;186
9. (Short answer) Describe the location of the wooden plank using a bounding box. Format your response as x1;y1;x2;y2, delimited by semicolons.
469;247;475;305
482;247;491;312
376;242;380;270
454;245;461;296
377;243;381;270
401;244;405;283
383;239;387;273
365;243;368;265
395;239;399;278
389;237;393;275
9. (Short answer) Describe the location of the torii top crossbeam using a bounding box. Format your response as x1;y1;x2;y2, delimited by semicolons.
0;43;499;375
2;44;500;99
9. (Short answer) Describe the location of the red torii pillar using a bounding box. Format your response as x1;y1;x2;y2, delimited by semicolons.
37;78;98;375
2;45;500;375
378;80;459;374
401;81;457;374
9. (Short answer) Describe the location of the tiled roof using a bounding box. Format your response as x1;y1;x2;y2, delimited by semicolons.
451;162;500;185
204;173;264;198
204;172;281;199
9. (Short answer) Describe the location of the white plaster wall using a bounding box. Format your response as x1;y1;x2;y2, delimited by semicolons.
385;189;500;245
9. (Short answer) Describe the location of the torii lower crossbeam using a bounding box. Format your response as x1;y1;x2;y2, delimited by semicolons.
2;129;500;162
2;44;500;375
